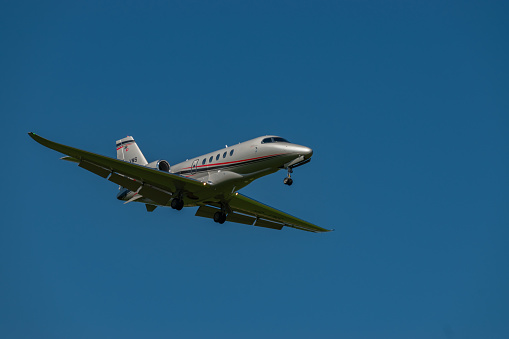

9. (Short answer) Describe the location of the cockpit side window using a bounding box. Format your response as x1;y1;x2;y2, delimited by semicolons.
261;137;290;144
273;137;289;143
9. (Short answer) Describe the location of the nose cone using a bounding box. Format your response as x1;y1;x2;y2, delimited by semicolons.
297;145;313;159
303;146;313;159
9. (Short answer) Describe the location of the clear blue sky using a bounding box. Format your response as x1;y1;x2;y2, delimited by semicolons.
1;1;508;338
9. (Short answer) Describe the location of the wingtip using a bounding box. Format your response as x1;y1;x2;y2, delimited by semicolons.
28;132;44;143
28;132;47;145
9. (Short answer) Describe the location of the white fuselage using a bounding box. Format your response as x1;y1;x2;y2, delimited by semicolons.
119;135;312;206
171;135;312;189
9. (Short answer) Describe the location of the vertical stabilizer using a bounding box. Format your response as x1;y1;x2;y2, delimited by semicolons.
116;136;148;165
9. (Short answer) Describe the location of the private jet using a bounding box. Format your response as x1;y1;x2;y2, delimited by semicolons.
29;133;331;233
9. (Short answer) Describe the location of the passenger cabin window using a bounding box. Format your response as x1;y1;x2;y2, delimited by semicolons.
209;156;213;163
202;159;206;165
223;152;227;158
230;149;234;156
261;137;290;144
216;154;220;160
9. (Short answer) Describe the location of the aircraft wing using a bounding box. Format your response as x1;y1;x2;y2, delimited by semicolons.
196;193;332;233
28;132;207;205
229;193;332;233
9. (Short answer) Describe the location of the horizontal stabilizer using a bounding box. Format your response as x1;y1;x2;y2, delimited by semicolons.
124;194;143;204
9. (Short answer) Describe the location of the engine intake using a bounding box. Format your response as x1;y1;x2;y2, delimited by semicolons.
146;160;170;172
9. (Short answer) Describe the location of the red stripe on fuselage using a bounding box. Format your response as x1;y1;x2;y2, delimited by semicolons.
180;153;287;170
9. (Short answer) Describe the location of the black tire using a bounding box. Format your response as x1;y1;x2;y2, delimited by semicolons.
171;198;184;210
214;211;222;223
214;211;226;224
284;177;293;186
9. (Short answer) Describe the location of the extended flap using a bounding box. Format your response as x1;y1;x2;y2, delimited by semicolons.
78;160;110;178
254;218;284;230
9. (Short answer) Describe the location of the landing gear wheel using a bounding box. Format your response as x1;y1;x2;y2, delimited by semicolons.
283;177;293;186
213;211;227;224
284;167;293;186
171;198;184;210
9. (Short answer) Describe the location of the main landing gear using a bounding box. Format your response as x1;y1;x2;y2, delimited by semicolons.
213;202;229;224
170;197;184;210
213;211;227;224
283;168;293;186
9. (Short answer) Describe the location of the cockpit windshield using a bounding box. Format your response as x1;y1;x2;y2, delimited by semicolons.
261;137;290;144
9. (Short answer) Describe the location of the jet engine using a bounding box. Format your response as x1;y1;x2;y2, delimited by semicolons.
146;160;170;172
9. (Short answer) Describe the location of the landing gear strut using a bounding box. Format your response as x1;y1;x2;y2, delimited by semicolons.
213;211;227;224
171;197;184;210
283;168;293;186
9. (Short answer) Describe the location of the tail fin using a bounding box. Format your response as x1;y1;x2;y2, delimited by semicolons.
116;136;148;165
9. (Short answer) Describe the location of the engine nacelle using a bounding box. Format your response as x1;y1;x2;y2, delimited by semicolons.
146;160;170;172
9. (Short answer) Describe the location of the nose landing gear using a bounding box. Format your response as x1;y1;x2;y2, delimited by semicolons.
283;168;293;186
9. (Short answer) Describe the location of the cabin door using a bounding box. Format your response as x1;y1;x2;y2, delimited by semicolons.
191;159;199;175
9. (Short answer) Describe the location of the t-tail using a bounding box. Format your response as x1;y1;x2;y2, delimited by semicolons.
115;136;171;199
116;136;148;165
